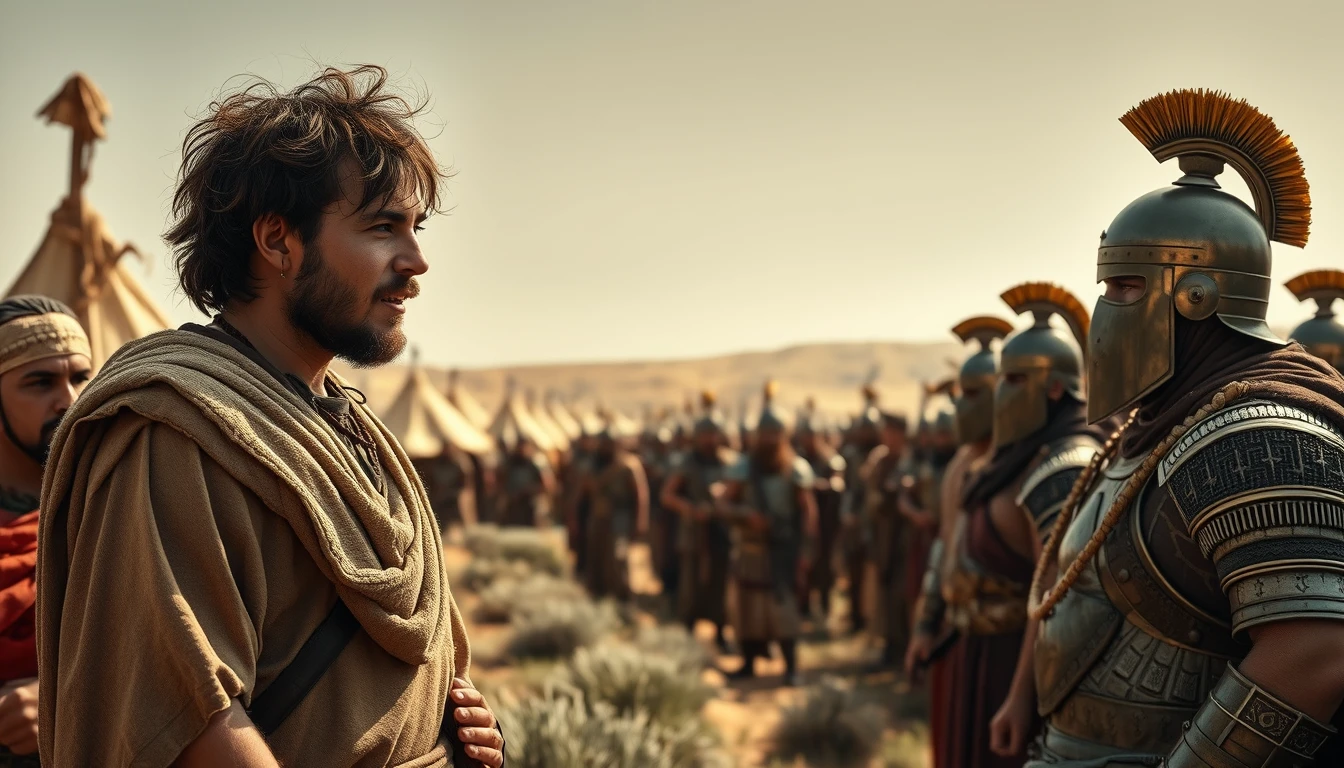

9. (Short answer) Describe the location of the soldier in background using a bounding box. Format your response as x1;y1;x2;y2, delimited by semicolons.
899;386;958;633
860;412;916;668
576;420;650;601
907;315;1014;768
640;412;679;607
795;408;846;622
839;384;882;633
940;283;1105;767
661;392;736;651
496;434;556;527
421;443;478;532
1285;269;1344;373
562;421;599;571
717;382;818;686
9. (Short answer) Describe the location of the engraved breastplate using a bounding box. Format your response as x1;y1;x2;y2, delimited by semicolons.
1037;451;1239;755
1034;453;1131;716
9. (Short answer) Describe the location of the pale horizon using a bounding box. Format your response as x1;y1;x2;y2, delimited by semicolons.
3;0;1343;369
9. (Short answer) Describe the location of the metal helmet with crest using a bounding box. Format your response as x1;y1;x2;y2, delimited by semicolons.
1089;89;1310;423
994;283;1090;449
923;378;957;439
950;315;1014;445
1285;270;1344;371
855;365;882;430
756;379;790;434
692;389;727;438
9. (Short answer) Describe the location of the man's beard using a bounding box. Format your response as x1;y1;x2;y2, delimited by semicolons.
287;243;418;367
0;405;61;467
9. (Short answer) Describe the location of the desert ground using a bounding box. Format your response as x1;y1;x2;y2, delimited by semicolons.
446;525;932;768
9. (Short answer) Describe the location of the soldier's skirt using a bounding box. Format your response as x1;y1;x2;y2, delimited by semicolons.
939;630;1036;768
732;544;799;643
874;558;914;654
809;492;842;600
583;511;630;600
498;498;539;528
676;538;729;626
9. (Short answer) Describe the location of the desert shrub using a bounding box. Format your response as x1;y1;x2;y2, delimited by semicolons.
505;597;620;661
631;624;712;674
769;678;886;767
563;643;714;728
497;687;730;768
457;556;533;592
475;573;587;624
464;525;566;577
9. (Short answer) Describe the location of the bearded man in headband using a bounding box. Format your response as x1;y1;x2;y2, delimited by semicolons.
1022;90;1344;766
0;297;91;765
37;66;502;767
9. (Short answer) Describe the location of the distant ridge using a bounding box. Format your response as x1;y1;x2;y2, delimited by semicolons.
336;339;964;420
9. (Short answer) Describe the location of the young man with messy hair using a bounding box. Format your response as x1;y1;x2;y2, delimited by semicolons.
38;66;503;768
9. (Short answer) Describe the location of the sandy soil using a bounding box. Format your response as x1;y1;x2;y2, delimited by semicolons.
447;537;931;767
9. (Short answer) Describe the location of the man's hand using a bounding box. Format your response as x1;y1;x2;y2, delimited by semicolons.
989;685;1034;757
903;632;935;681
451;678;504;768
0;678;37;756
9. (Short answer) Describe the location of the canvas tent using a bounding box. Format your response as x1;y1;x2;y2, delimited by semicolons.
6;74;172;368
381;355;495;459
525;388;571;452
446;369;493;431
488;378;556;452
545;392;583;441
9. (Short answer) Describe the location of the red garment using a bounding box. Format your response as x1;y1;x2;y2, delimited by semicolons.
928;653;952;768
0;512;38;682
935;504;1037;768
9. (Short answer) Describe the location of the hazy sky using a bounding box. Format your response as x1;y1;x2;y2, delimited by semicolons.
2;0;1343;368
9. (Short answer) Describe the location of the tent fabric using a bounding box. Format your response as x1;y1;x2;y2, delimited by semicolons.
380;366;495;458
445;372;492;431
546;396;583;441
488;392;556;452
6;201;171;369
525;392;571;452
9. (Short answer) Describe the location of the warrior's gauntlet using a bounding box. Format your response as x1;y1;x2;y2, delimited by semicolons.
915;539;945;634
1165;665;1335;767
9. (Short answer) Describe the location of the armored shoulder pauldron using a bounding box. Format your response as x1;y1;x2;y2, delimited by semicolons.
1158;400;1344;634
1017;436;1099;537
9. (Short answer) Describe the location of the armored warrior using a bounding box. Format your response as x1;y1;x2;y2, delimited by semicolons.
1020;90;1344;767
901;382;959;632
906;315;1013;768
1285;270;1344;373
717;381;819;686
660;391;737;650
795;405;847;621
576;419;650;601
562;421;599;570
640;409;679;604
941;283;1108;767
496;435;556;527
860;410;918;668
840;379;883;633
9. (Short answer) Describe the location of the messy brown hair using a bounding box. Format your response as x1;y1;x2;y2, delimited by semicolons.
165;65;446;314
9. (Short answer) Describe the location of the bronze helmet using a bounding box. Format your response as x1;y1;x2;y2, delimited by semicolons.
1285;270;1344;371
1088;89;1310;423
950;315;1013;445
923;378;957;440
692;389;727;437
756;379;790;433
994;283;1089;449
